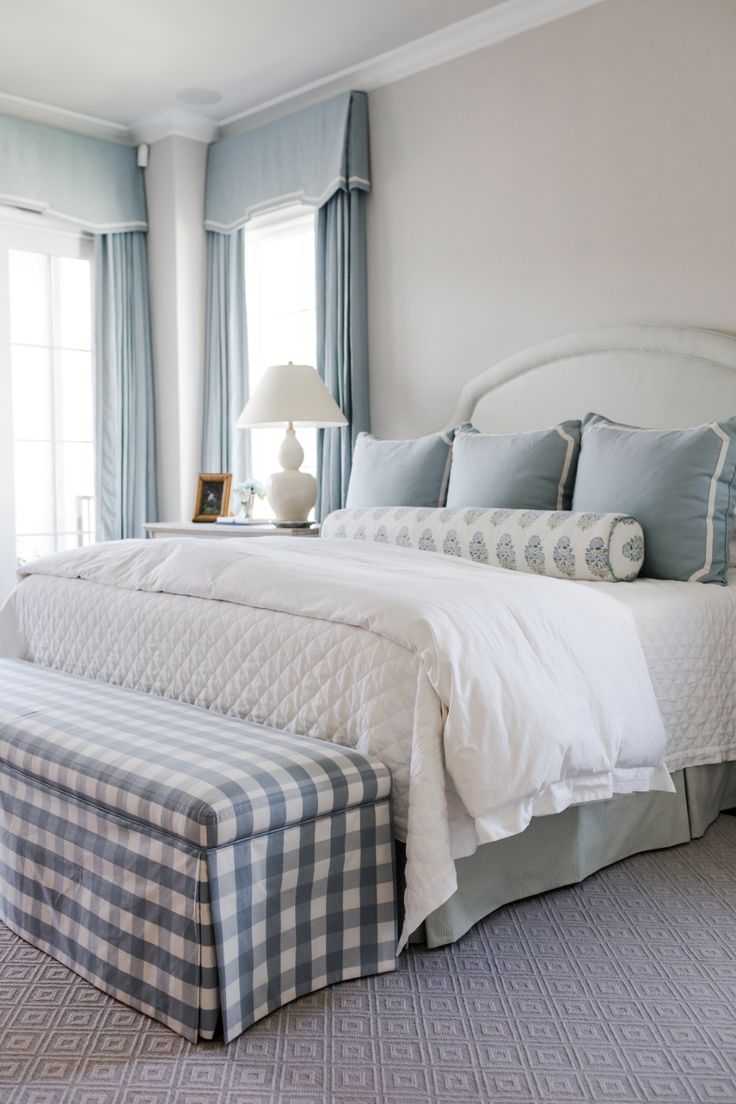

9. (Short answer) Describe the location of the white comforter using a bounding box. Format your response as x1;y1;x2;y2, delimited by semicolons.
0;537;671;946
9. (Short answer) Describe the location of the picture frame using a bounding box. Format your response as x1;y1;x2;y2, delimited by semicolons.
193;473;233;522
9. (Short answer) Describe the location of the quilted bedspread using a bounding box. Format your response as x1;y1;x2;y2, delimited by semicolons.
0;537;671;946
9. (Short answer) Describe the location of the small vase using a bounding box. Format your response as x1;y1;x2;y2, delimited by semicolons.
237;492;255;519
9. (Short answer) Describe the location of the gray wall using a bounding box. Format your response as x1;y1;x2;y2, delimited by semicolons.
366;0;736;438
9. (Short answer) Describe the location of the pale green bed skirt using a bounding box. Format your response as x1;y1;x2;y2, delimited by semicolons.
415;763;736;948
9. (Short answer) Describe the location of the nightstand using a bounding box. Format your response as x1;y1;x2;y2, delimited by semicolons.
144;521;320;540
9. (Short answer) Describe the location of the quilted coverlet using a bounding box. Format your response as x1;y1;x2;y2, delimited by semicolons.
0;536;671;945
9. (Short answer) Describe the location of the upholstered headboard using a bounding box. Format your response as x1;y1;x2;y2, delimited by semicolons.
443;325;736;433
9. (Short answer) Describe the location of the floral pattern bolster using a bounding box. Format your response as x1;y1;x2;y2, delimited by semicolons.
321;508;645;582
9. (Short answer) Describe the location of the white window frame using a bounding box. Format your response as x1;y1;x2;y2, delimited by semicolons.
0;207;93;601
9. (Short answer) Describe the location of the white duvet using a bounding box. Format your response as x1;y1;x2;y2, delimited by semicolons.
0;537;672;947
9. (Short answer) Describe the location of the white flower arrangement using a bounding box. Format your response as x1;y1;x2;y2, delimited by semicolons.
234;479;265;519
235;479;265;500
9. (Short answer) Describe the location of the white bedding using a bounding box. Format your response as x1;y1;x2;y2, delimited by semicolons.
0;537;671;945
590;570;736;770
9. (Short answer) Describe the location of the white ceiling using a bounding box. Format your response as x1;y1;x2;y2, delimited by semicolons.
0;0;503;132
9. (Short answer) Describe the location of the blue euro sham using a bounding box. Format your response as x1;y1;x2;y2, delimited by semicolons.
345;430;455;508
572;413;736;583
445;422;581;511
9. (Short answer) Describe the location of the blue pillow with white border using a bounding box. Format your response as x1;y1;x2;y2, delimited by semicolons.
446;422;581;512
572;413;736;583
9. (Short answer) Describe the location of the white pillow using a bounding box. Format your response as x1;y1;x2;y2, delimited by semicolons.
322;507;645;583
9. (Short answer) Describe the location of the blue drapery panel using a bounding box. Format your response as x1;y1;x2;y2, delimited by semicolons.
316;187;369;518
201;229;248;480
203;91;370;491
204;92;370;231
1;115;155;539
0;115;147;232
95;233;158;540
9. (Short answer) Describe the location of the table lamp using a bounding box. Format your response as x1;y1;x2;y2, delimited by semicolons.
236;362;347;523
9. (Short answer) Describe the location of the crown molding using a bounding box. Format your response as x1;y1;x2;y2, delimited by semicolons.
0;95;219;147
128;108;220;145
0;0;605;145
0;90;132;144
219;0;606;136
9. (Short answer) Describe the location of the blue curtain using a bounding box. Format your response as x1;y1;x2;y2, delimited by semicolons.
94;232;158;540
202;91;370;492
316;188;369;518
201;229;248;480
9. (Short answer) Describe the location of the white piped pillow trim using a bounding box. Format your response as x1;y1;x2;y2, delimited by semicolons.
322;507;645;582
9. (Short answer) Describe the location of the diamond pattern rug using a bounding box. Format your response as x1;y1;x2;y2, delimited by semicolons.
2;816;736;1104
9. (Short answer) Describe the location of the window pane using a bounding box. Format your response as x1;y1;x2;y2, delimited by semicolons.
77;493;96;540
300;427;317;476
301;235;316;311
245;211;317;517
58;257;92;350
14;441;54;533
9;250;50;345
57;529;94;551
258;234;306;316
260;312;316;370
10;249;95;570
12;346;52;440
58;350;94;441
56;442;95;533
16;534;56;568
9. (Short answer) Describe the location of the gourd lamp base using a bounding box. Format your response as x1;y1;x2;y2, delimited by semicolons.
265;423;317;522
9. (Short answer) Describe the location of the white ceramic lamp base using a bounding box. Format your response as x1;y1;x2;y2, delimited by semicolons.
266;423;317;522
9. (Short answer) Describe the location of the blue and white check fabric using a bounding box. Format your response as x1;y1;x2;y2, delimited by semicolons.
0;659;396;1042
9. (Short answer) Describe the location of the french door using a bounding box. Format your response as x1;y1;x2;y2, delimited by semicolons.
0;210;94;602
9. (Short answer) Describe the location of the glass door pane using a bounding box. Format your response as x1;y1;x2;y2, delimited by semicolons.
9;250;50;346
7;245;94;573
11;346;52;439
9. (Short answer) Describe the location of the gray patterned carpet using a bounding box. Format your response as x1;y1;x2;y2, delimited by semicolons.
2;817;736;1104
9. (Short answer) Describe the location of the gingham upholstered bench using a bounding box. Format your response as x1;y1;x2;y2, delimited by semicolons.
0;659;397;1043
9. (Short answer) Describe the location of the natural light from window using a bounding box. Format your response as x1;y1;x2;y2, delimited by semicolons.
244;208;316;518
9;249;95;567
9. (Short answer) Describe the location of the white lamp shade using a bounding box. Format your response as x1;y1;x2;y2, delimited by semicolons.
236;362;348;428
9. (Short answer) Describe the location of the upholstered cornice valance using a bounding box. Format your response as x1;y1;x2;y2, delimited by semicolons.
204;90;369;233
0;115;147;232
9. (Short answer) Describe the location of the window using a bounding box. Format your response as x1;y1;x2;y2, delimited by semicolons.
0;212;94;599
244;208;317;516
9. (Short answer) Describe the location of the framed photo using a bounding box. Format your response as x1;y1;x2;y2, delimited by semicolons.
193;473;233;522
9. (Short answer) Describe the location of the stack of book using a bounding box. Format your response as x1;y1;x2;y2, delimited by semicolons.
215;517;317;529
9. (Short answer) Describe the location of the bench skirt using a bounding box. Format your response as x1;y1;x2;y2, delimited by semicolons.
0;762;396;1043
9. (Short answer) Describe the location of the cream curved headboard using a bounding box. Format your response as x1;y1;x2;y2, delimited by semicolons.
443;325;736;433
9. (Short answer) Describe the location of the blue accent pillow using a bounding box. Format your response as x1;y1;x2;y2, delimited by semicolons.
572;413;736;583
345;431;455;508
445;422;581;511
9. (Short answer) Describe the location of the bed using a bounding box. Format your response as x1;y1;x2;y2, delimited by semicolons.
414;323;736;943
2;323;736;951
